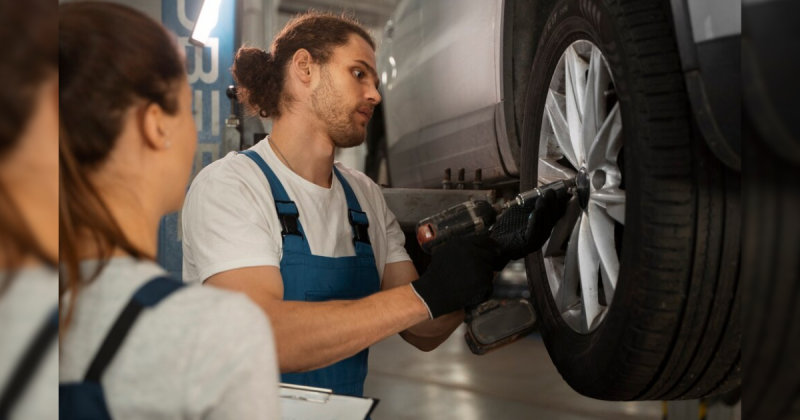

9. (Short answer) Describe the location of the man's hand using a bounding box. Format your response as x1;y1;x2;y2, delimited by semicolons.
410;235;497;319
491;188;572;270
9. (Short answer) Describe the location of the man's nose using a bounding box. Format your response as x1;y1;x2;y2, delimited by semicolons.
366;84;381;105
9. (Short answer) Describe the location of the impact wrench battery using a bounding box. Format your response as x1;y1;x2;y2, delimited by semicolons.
415;178;576;355
464;298;539;355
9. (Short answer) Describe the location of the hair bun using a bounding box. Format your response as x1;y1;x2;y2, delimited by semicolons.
257;49;272;68
231;47;278;118
235;47;271;70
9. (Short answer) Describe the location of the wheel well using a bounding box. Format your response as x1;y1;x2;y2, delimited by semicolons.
364;102;387;183
365;101;385;158
366;104;386;155
503;0;559;173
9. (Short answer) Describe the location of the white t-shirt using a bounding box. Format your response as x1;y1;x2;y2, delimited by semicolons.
59;258;281;420
0;267;58;420
181;139;410;284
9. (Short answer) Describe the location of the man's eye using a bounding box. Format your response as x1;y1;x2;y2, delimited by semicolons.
354;70;364;79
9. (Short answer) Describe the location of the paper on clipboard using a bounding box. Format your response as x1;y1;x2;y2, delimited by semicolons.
280;383;379;420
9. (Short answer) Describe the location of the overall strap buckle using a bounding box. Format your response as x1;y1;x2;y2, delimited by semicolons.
348;209;371;245
276;200;303;238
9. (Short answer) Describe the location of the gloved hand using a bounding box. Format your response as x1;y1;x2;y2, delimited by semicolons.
490;188;572;270
410;235;497;319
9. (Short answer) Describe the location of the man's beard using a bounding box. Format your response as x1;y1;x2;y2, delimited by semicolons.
311;68;367;149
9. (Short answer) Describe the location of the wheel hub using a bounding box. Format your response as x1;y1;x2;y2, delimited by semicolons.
576;168;590;209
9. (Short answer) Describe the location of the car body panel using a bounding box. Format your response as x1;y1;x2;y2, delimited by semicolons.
672;0;742;170
742;0;800;163
378;0;511;188
416;0;503;128
687;0;741;42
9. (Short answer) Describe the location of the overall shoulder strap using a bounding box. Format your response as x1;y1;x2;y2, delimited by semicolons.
83;277;184;383
240;150;311;254
333;167;374;258
0;306;58;418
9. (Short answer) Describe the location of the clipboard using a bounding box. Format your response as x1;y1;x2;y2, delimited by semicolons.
280;383;380;420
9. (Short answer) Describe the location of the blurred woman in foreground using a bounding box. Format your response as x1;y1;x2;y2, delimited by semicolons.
0;0;58;418
58;2;280;418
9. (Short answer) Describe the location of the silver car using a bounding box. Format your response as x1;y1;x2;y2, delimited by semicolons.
368;0;742;402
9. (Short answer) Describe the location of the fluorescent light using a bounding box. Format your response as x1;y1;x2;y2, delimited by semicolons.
190;0;223;47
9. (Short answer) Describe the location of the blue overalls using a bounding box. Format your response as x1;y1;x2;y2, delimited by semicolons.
241;150;381;397
59;277;185;420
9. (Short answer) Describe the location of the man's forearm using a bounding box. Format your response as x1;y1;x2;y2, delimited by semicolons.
400;310;463;351
262;284;429;373
406;310;464;337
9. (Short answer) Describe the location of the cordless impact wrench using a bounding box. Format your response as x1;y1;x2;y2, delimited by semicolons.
416;178;576;355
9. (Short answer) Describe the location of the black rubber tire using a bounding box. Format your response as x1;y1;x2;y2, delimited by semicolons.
520;0;741;401
741;2;800;417
742;115;800;420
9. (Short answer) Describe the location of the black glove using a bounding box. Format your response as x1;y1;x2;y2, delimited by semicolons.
410;235;497;319
490;188;572;270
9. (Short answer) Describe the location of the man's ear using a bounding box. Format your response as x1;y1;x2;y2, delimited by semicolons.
140;102;169;150
292;48;314;84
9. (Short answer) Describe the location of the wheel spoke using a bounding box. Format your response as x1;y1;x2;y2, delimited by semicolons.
578;212;601;333
566;46;587;119
600;264;614;307
582;46;611;164
586;103;622;172
588;203;619;299
565;46;587;164
590;187;626;224
546;89;579;169
560;215;582;316
544;257;564;302
538;157;577;185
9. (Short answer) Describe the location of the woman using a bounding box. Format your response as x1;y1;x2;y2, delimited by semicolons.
58;3;280;418
0;0;58;418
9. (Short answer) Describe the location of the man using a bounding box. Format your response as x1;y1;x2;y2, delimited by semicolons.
182;12;568;397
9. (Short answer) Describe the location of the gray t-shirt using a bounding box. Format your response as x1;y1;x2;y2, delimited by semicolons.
59;258;281;419
0;267;58;420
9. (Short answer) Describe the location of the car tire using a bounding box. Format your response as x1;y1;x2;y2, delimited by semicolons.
742;115;800;420
520;0;740;400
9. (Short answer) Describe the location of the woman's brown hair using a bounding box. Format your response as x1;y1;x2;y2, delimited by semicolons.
59;2;186;329
232;11;375;119
0;0;58;284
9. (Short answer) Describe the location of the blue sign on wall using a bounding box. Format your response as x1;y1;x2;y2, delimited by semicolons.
158;0;236;278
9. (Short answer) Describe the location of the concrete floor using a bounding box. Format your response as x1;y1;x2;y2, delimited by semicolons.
364;325;662;420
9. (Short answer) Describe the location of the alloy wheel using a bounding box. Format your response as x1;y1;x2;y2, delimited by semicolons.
537;40;625;334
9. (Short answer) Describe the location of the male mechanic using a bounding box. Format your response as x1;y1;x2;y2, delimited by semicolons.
182;12;569;397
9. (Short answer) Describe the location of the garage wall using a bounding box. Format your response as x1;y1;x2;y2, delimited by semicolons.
59;0;162;21
61;0;237;277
